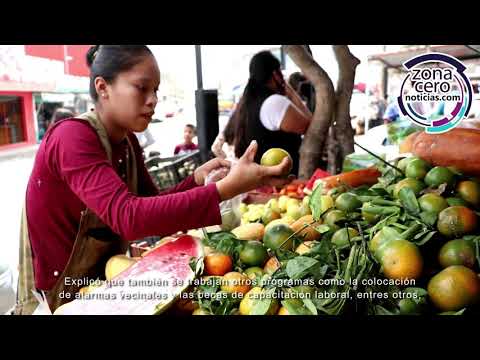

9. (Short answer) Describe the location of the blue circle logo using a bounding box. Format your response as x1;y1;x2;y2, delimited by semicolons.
398;53;473;134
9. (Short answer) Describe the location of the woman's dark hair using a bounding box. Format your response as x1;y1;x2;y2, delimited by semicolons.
223;115;236;145
288;72;307;92
51;108;74;125
289;71;316;112
86;45;154;101
233;50;281;158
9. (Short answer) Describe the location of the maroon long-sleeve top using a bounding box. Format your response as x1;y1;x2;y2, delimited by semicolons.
26;119;221;291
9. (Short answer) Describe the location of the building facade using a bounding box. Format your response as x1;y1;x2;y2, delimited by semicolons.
0;45;92;152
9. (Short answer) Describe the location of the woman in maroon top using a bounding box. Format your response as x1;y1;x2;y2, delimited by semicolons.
26;45;291;292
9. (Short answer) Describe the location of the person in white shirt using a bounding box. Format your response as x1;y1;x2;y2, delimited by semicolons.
230;51;313;176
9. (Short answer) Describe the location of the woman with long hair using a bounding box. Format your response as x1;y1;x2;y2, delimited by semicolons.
232;50;313;176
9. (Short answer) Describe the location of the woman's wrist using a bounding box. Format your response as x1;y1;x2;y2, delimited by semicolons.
216;177;237;202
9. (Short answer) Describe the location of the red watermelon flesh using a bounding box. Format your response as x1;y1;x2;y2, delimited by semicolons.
54;235;203;315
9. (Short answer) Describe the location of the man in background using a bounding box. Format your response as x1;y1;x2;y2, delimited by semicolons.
383;98;401;124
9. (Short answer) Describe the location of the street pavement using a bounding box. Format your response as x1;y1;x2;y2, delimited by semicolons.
0;155;34;302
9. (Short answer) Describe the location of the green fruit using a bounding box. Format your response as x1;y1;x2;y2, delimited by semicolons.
369;227;400;257
240;287;279;315
302;196;311;207
397;157;414;172
418;193;448;213
299;204;312;217
335;193;362;213
260;148;293;174
287;198;301;209
239;241;268;267
262;208;280;225
263;224;295;251
428;265;480;312
318;195;335;214
324;210;346;231
446;197;469;207
387;184;397;196
457;181;480;207
424;167;455;188
239;203;248;215
362;202;381;224
244;267;265;286
192;308;211;315
437;206;477;238
438;239;476;269
327;186;347;198
286;204;302;221
398;298;421;315
278;196;290;212
406;158;431;180
266;198;281;214
376;239;423;280
246;207;263;222
394;178;426;198
331;227;359;248
244;267;264;279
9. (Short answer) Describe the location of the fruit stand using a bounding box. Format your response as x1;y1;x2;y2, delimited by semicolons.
54;129;480;315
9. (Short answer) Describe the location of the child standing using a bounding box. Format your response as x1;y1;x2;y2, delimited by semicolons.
174;124;198;155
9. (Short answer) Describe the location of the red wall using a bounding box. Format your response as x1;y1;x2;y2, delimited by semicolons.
66;45;91;77
0;91;36;151
25;45;64;61
24;45;91;77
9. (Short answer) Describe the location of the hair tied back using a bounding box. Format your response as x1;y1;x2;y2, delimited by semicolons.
92;45;100;60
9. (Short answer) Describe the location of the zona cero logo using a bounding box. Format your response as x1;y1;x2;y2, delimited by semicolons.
397;53;473;134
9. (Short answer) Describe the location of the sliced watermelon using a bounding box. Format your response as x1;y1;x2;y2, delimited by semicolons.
305;168;332;192
54;235;203;315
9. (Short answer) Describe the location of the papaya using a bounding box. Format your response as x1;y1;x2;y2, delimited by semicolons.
317;168;381;194
290;215;322;242
411;128;480;177
399;131;421;154
231;223;265;241
295;241;316;255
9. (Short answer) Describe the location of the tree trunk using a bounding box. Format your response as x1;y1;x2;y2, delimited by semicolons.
283;45;336;180
332;45;360;166
327;127;340;175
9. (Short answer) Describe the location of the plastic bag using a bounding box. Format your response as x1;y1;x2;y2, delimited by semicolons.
204;161;246;231
31;290;52;315
342;153;384;172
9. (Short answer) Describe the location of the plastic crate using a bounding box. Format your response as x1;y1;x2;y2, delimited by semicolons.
147;150;202;191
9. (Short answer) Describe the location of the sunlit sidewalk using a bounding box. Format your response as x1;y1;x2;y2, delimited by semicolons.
0;150;36;312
